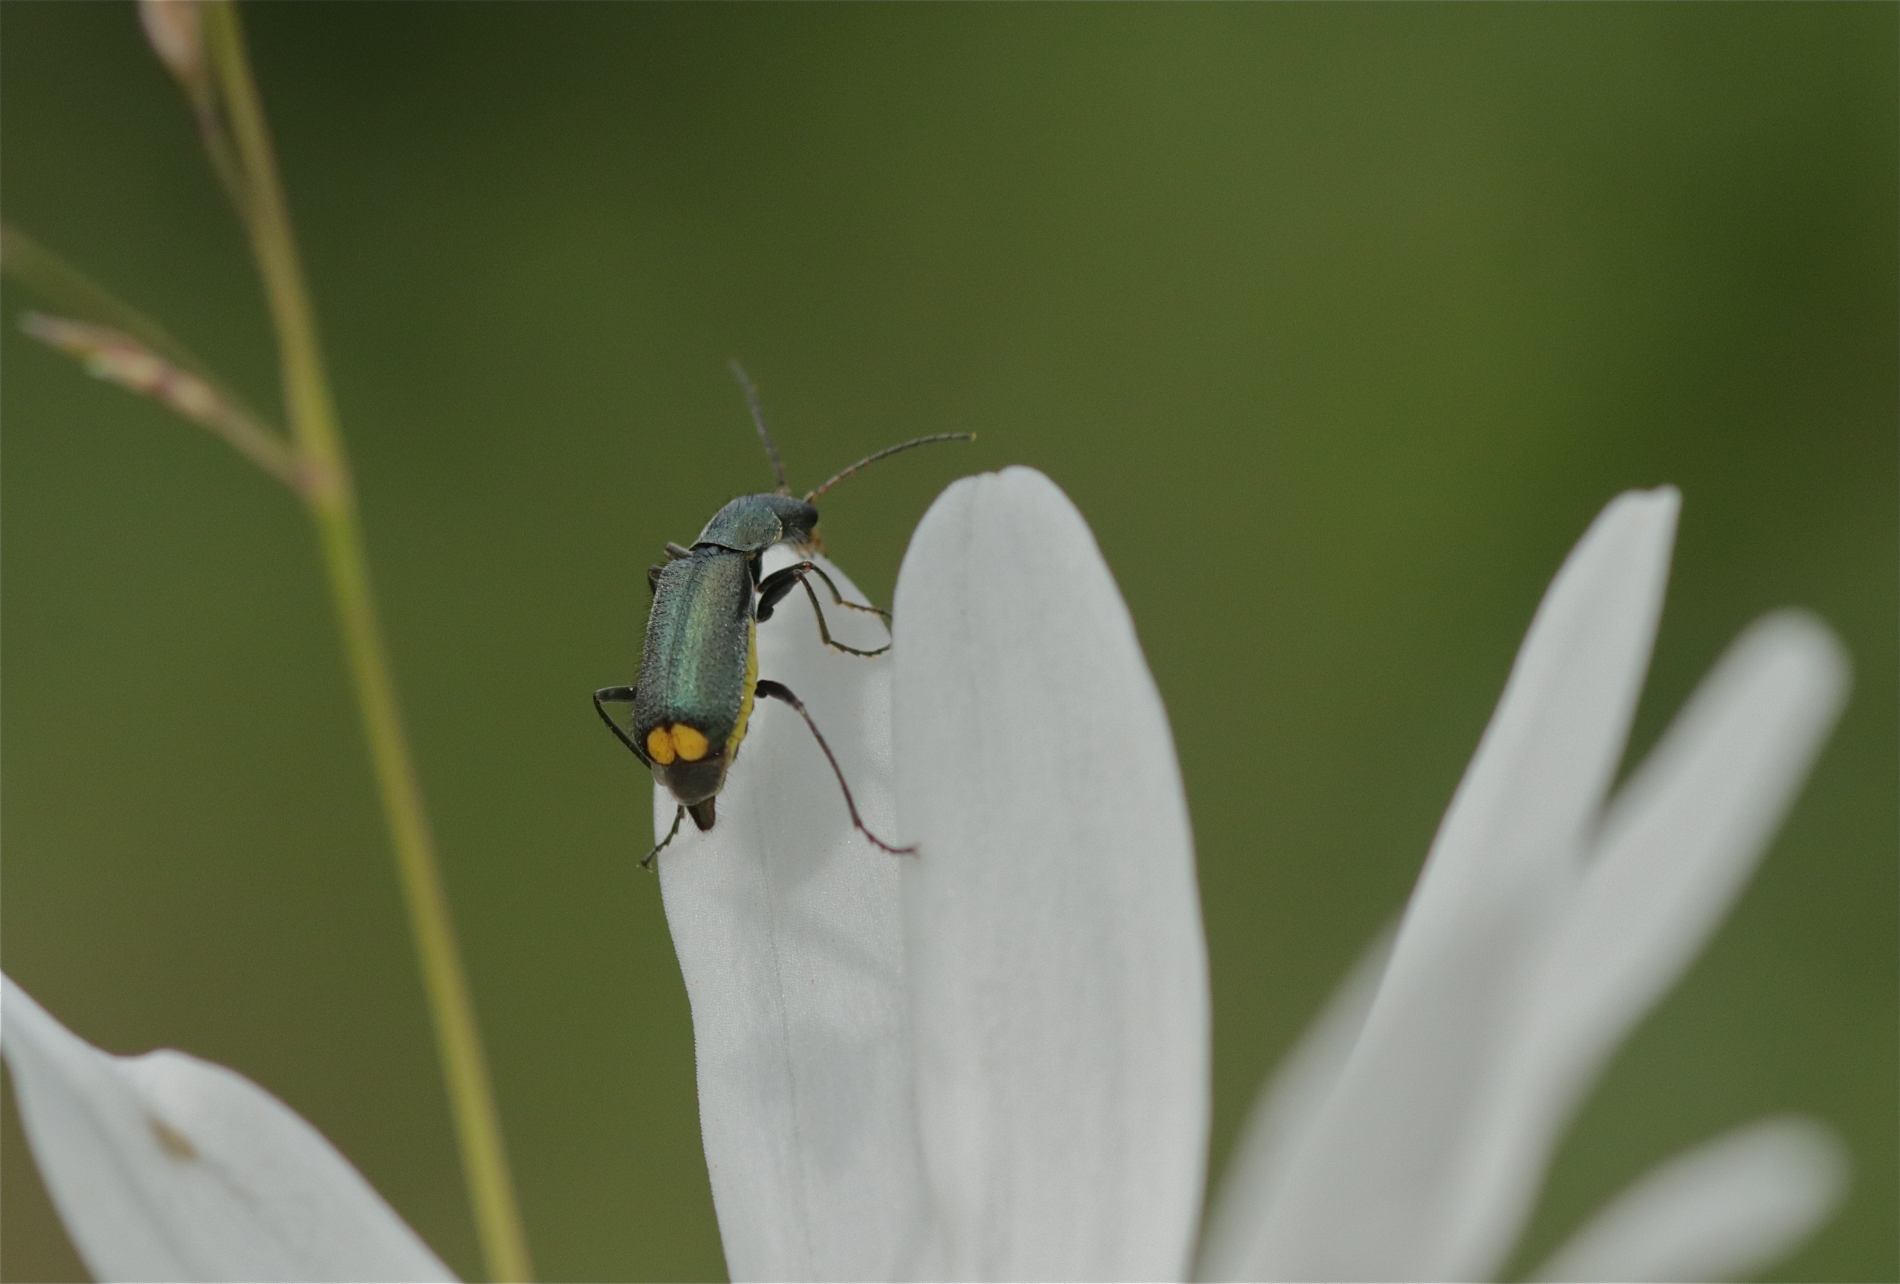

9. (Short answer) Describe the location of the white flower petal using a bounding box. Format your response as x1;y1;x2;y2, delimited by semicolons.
1443;612;1850;1277
654;547;931;1282
0;973;453;1283
1530;1117;1848;1283
1195;924;1395;1283
893;467;1210;1282
1251;488;1680;1280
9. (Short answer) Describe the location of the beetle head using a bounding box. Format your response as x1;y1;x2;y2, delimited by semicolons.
775;497;820;549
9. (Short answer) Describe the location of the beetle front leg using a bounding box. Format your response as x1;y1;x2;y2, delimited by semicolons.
756;561;892;657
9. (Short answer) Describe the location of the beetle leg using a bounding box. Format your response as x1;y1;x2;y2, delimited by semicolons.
593;685;652;764
756;561;893;657
642;805;686;870
793;567;891;657
599;687;683;868
754;679;915;854
758;561;889;623
664;541;693;560
798;561;892;621
754;565;797;622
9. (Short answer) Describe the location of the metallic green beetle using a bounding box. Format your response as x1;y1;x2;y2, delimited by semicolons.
595;365;970;867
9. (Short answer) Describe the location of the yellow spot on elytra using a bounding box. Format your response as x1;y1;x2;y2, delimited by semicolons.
671;724;710;761
646;726;676;765
648;723;708;764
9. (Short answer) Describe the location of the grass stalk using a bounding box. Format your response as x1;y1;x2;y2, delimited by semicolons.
198;5;533;1278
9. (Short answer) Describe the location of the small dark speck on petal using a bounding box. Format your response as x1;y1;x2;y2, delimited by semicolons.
149;1115;198;1161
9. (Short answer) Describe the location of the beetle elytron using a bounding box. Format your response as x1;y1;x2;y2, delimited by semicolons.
594;364;970;867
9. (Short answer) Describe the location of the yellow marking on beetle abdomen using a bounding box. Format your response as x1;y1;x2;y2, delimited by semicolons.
725;620;759;758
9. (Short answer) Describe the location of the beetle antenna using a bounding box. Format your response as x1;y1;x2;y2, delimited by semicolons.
804;433;975;503
729;360;790;495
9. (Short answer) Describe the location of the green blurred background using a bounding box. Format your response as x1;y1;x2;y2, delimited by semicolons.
2;5;1892;1280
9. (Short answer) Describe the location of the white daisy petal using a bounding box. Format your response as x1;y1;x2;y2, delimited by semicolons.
1195;924;1395;1283
654;547;931;1282
0;973;453;1283
1251;488;1680;1280
1444;612;1851;1278
893;467;1210;1282
1530;1117;1849;1283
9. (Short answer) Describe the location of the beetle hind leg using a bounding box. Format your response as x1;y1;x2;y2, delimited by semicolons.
642;805;686;870
755;678;915;854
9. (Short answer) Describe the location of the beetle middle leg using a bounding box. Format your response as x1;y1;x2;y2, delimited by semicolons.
755;678;914;854
593;685;651;764
756;561;892;657
596;685;685;870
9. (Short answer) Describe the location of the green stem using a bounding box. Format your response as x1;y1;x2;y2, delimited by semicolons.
199;6;533;1279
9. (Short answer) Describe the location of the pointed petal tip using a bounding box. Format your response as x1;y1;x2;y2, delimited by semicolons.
1593;484;1681;550
1527;484;1680;652
1613;482;1681;512
1628;482;1682;510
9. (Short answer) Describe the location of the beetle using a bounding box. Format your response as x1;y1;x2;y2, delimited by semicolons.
594;364;971;868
